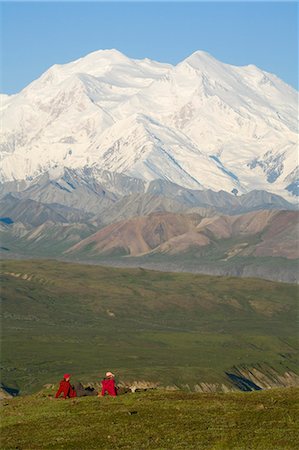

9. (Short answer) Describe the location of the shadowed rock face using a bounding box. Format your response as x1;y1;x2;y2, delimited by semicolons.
226;373;262;391
226;365;299;391
0;384;19;399
183;366;299;393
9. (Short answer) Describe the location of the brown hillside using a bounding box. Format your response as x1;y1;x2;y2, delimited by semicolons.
196;210;279;238
66;212;202;256
65;210;299;259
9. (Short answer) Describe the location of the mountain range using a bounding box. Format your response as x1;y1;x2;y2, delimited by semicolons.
1;202;298;282
65;209;298;259
0;49;298;281
1;49;298;199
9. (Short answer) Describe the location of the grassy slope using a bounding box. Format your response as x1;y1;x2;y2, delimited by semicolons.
1;259;298;394
1;387;299;449
1;224;96;257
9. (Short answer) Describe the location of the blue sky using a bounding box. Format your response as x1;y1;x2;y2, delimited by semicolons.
1;1;298;94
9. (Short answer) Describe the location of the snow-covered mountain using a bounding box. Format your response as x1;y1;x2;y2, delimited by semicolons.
1;49;298;199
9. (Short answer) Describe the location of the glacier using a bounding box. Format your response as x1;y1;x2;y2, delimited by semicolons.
0;49;298;200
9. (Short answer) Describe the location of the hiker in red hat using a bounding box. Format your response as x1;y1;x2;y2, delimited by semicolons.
100;371;117;397
55;374;77;399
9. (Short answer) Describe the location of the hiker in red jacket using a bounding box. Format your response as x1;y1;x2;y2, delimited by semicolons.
100;371;117;397
55;374;77;399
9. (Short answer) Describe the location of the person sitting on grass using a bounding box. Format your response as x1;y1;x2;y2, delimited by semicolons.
100;371;117;397
55;374;77;399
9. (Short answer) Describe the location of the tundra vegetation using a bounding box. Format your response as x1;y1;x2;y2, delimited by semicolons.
1;387;298;449
1;259;298;394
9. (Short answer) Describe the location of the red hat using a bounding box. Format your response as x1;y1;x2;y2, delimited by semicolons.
63;374;71;379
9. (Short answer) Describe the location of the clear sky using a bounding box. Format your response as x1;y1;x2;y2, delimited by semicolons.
1;1;298;94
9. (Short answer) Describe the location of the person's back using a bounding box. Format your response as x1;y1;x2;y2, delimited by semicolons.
100;371;117;397
55;374;77;399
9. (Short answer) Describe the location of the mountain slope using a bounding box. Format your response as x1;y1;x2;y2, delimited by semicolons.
65;210;299;260
1;49;297;200
1;168;295;224
1;260;298;395
65;212;202;257
1;221;97;256
2;207;297;282
0;194;89;226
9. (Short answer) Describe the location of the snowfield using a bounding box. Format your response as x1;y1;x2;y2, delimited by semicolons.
0;49;298;200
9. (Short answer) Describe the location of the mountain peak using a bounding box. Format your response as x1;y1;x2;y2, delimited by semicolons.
83;48;129;61
186;50;214;59
71;49;136;71
181;50;218;69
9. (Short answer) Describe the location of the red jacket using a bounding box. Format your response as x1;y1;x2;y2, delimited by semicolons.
55;380;77;399
101;378;117;396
